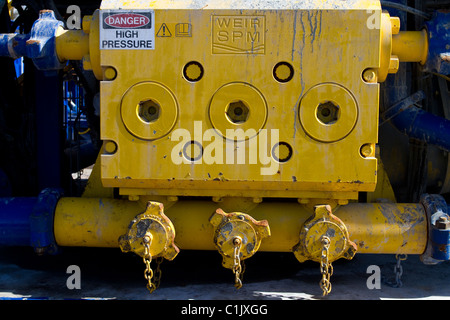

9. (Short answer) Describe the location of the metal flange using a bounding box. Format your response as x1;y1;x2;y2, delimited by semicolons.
420;193;450;264
209;208;270;269
119;201;179;260
292;204;357;263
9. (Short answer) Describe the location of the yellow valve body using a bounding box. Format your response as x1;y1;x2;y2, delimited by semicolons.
96;0;387;201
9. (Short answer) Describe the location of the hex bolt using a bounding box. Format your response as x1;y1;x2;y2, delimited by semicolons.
316;101;339;124
34;247;46;256
360;143;374;158
436;215;450;230
363;69;377;83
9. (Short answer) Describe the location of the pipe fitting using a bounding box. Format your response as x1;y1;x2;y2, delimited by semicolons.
118;201;179;260
420;194;450;264
209;209;270;270
292;205;357;264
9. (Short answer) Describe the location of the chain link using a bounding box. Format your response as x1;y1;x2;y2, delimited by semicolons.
384;253;407;288
232;237;244;289
142;235;162;293
319;236;333;296
153;256;163;290
393;254;407;288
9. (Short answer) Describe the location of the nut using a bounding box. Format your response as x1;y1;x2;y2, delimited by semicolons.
435;215;450;230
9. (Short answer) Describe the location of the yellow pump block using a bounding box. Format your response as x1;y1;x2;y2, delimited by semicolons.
93;0;395;201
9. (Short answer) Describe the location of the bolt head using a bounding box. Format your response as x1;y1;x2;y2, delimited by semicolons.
363;69;377;82
233;237;242;246
435;216;450;230
360;143;374;158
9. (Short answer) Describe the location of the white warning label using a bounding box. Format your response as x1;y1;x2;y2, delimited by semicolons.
100;10;155;50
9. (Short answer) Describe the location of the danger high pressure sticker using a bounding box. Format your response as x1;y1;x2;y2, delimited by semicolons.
100;10;155;49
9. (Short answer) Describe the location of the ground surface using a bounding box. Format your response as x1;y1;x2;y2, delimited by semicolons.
0;246;449;301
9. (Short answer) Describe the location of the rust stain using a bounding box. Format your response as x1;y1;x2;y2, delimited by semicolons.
26;39;40;45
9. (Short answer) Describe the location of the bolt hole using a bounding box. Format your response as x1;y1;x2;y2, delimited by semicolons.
273;62;294;83
272;142;293;163
183;61;204;82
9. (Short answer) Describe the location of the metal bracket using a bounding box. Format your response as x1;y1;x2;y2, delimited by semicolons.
29;188;63;255
420;194;450;264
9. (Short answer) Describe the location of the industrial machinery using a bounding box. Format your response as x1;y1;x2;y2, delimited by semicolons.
0;0;449;296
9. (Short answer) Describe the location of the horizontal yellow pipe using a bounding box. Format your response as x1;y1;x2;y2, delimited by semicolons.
55;28;89;62
392;30;428;64
54;198;428;255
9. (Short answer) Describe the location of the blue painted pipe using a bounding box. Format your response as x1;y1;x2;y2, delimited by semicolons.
388;94;450;153
0;197;37;246
0;10;63;70
0;188;62;253
0;33;29;59
392;107;450;152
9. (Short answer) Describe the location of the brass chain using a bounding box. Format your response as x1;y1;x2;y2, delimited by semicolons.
232;237;244;289
142;235;162;293
319;236;333;296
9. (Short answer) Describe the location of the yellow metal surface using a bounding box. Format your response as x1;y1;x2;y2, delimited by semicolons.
292;205;357;263
392;30;428;64
48;1;431;204
299;83;358;143
209;209;270;269
81;152;114;198
366;151;397;203
54;197;428;255
7;0;16;20
55;28;90;62
96;1;383;201
87;11;103;80
49;1;432;206
120;82;178;140
378;12;396;82
82;15;92;33
118;201;179;259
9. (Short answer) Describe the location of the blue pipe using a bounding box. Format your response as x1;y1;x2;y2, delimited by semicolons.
0;197;37;246
0;33;29;58
0;10;63;70
0;188;62;253
386;92;450;153
392;107;450;152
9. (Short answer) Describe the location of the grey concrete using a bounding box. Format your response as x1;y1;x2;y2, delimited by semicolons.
0;246;449;300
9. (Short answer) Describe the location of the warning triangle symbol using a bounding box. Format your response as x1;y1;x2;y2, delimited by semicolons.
157;23;172;37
